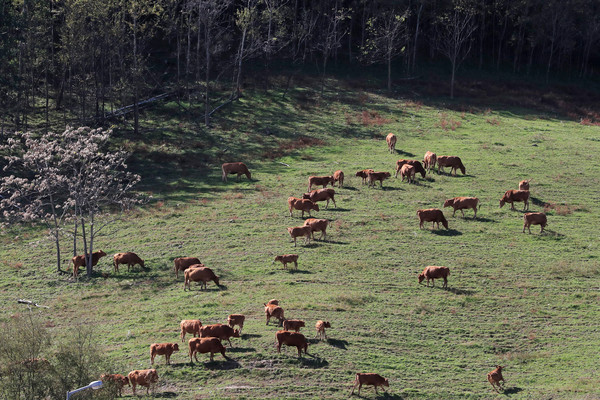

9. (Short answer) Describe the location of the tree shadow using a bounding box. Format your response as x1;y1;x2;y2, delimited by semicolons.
228;347;256;353
327;338;349;349
241;333;261;340
431;229;462;236
503;386;523;395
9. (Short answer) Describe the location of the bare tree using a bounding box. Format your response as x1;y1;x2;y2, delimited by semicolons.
315;5;350;95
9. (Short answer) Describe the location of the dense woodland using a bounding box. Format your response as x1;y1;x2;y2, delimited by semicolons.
1;0;599;134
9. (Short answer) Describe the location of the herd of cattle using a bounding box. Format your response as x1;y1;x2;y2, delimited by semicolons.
72;136;548;396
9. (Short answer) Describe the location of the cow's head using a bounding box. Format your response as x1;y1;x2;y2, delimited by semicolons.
443;199;454;208
499;199;506;208
383;378;390;387
418;273;425;284
233;329;241;338
322;321;331;329
172;343;180;351
312;203;320;212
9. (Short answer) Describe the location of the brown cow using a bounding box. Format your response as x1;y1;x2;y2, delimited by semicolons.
437;155;466;175
221;162;251;182
487;365;505;393
418;266;450;288
265;299;279;306
188;337;227;362
423;151;437;173
523;212;547;234
72;250;107;279
395;159;426;179
174;257;202;279
127;369;158;396
333;170;344;187
355;169;374;185
303;218;329;241
265;304;285;326
276;330;308;357
303;188;336;209
150;343;179;365
283;319;305;332
519;179;531;191
499;190;530;211
367;171;391;188
400;164;416;183
443;197;480;218
183;266;220;291
351;373;389;396
180;319;202;342
274;254;299;270
287;225;312;247
386;133;397;153
100;374;130;397
113;252;144;273
417;208;449;229
227;314;245;333
315;320;331;340
288;197;320;218
308;175;334;192
199;324;240;347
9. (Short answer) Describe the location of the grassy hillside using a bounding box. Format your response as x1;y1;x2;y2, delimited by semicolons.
1;79;600;399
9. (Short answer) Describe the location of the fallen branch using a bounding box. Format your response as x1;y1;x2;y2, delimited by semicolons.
17;299;49;308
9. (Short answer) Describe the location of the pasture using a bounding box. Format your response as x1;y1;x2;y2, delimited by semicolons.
1;82;599;399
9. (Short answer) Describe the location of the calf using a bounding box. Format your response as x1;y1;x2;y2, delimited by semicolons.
188;337;227;362
423;151;437;173
283;319;305;332
72;250;107;279
221;162;251;182
276;330;308;357
308;175;334;192
303;188;336;209
437;155;466;175
395;159;426;179
418;266;450;288
443;197;480;218
303;218;329;241
150;343;179;365
333;170;344;187
127;369;158;396
367;171;391;188
487;365;505;393
180;319;202;342
519;179;531;191
199;323;240;347
174;256;202;279
184;266;220;291
499;189;530;211
113;252;144;273
100;374;130;397
386;133;397;153
417;208;449;230
274;254;299;270
288;196;320;218
287;225;312;247
400;164;416;183
355;169;374;185
315;320;331;340
523;212;547;234
351;373;389;396
265;304;285;326
227;314;245;333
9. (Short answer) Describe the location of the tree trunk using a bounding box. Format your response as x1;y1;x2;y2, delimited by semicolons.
412;2;423;73
205;22;210;127
450;60;456;99
133;14;139;135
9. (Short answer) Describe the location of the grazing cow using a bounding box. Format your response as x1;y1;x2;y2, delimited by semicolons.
288;196;320;218
276;330;308;357
303;218;329;241
265;299;279;306
417;208;449;230
487;365;505;393
150;343;179;365
367;171;391;188
127;369;158;396
395;159;426;179
499;189;530;211
400;164;416;183
386;133;397;153
72;250;107;279
283;319;305;332
308;175;334;192
333;170;344;187
264;304;285;326
183;266;220;291
523;212;547;234
287;225;312;247
351;373;389;396
519;179;531;191
227;314;245;333
418;266;450;288
443;197;480;218
188;337;227;362
173;257;202;279
221;162;251;182
113;252;144;273
100;374;130;397
437;155;466;175
355;169;374;185
199;324;240;347
303;188;336;209
315;320;331;340
180;319;202;342
423;151;437;173
274;254;299;270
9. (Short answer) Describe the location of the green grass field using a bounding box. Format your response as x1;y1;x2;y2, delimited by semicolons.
1;79;600;399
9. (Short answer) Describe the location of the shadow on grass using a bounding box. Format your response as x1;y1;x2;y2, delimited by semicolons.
327;207;352;212
152;392;178;398
340;186;359;191
540;229;565;238
472;216;496;223
393;149;415;157
327;338;349;349
201;358;241;370
298;355;328;368
242;333;261;339
503;386;523;395
184;284;228;292
321;239;350;245
445;287;476;295
288;269;312;274
530;196;546;207
431;229;462;236
228;346;256;353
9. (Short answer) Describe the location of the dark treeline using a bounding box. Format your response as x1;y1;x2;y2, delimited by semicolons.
1;0;599;133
